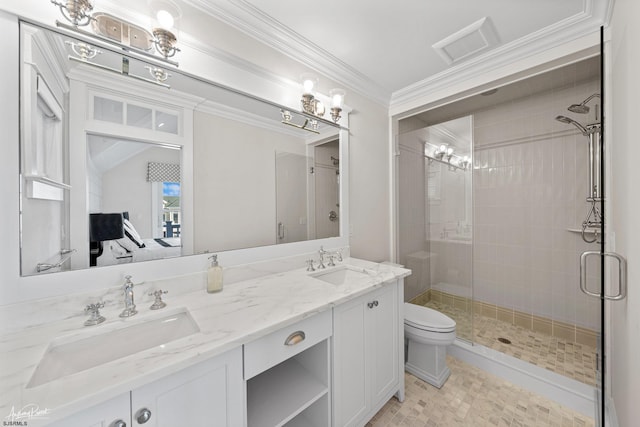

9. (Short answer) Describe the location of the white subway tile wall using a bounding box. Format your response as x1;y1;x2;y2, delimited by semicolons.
473;78;601;331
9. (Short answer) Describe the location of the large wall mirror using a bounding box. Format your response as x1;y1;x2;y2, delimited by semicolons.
20;21;344;276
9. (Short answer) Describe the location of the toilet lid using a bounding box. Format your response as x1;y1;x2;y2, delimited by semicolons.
404;303;456;332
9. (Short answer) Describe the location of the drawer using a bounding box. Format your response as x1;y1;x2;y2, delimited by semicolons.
244;309;332;379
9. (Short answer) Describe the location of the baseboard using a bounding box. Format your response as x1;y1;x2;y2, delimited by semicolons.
449;339;595;418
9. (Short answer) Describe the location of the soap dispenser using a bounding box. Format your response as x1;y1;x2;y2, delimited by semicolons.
207;254;223;293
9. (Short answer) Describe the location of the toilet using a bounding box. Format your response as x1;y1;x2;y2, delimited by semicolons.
404;302;456;388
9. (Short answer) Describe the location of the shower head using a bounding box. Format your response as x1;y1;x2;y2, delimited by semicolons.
567;93;601;114
555;115;588;135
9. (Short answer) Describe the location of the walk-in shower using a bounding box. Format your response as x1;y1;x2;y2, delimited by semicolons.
397;57;603;397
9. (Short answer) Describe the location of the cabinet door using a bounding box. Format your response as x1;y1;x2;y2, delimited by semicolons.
332;297;369;427
45;393;130;427
369;284;399;409
130;347;243;427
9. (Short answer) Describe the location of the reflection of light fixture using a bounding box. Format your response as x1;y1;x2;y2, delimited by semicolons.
446;147;455;160
281;109;320;134
458;156;471;170
434;144;447;160
65;40;101;60
146;66;171;83
329;88;345;123
425;142;470;172
51;0;94;27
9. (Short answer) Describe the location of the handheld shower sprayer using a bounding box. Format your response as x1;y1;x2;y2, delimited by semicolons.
555;115;589;135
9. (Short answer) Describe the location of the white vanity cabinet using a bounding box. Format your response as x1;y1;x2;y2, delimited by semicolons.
332;280;402;427
245;309;332;427
46;347;243;427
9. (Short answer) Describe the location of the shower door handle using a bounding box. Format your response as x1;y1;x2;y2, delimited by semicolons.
579;251;627;300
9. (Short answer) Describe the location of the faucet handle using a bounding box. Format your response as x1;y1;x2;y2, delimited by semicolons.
327;255;335;267
84;302;106;326
306;259;315;272
148;290;168;310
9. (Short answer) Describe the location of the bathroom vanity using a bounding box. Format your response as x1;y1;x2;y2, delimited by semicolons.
0;257;409;427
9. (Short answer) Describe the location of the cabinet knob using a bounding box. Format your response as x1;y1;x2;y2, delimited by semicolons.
135;408;152;424
110;420;127;427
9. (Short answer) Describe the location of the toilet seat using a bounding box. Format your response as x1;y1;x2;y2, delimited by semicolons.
404;303;456;333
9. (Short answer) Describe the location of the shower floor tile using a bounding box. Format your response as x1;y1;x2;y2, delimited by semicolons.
368;356;594;427
423;300;598;386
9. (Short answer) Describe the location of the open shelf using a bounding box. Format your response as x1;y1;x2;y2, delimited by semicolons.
283;394;329;427
247;344;328;427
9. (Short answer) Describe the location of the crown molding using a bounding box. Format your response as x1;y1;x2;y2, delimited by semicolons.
390;0;610;114
183;0;391;106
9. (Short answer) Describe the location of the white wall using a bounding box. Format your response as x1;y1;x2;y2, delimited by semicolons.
608;0;640;423
348;95;392;262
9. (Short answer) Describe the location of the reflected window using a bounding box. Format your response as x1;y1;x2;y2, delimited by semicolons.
162;182;181;237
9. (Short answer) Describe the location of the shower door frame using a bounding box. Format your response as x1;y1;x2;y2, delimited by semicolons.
391;39;609;426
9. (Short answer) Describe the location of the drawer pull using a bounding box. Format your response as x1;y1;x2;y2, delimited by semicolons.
284;330;306;346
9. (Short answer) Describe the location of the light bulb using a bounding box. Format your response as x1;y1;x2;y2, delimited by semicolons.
447;147;454;156
329;88;345;108
439;145;446;153
156;10;175;30
302;78;315;94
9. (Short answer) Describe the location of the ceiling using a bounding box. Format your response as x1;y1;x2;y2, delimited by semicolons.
179;0;612;105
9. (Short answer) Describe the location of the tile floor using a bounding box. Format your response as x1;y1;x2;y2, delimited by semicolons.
422;300;598;386
368;356;595;427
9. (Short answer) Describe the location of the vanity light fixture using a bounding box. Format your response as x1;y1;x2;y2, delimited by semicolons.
300;73;325;117
50;0;94;27
152;9;180;59
300;75;347;122
51;0;181;64
329;88;345;123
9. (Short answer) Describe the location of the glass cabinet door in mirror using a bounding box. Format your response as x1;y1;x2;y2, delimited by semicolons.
19;21;343;276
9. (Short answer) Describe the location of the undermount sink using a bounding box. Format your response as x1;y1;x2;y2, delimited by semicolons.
27;308;200;388
310;265;372;285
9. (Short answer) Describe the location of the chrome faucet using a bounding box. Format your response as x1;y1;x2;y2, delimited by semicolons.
319;246;343;266
119;275;138;318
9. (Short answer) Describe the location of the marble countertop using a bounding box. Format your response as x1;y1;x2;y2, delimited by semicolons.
0;257;409;425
